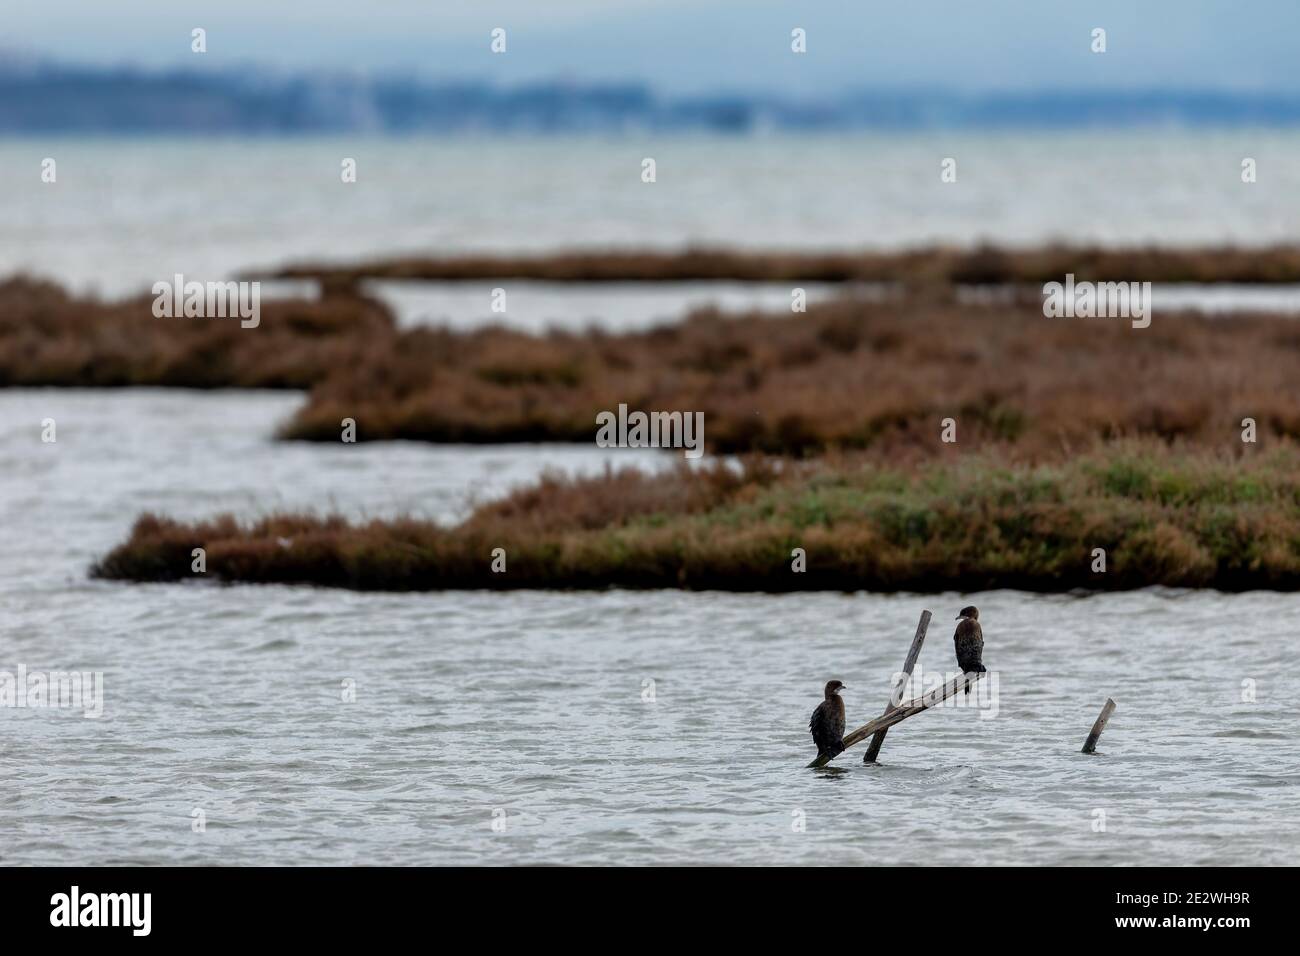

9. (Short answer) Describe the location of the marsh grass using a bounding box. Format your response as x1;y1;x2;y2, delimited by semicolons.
0;276;393;388
6;271;1299;458
260;243;1300;285
281;294;1300;457
92;443;1300;592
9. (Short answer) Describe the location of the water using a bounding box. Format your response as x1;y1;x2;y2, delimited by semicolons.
6;131;1300;298
2;390;1298;865
366;279;847;332
4;131;1300;865
366;280;1300;333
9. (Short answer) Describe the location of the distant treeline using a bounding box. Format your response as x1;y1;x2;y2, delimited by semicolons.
5;60;1300;133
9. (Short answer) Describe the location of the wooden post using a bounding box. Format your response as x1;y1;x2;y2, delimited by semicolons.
807;671;985;768
864;610;931;763
1081;698;1116;754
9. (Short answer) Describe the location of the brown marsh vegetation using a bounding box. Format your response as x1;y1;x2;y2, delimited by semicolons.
5;272;1299;458
19;244;1293;592
0;276;391;389
259;243;1300;286
92;444;1300;592
280;295;1300;457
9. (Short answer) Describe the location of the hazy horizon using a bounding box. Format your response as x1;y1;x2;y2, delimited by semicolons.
4;1;1299;97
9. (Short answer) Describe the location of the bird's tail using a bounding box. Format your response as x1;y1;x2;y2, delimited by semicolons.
962;665;986;694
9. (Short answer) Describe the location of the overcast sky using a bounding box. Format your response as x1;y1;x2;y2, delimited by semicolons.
5;1;1299;94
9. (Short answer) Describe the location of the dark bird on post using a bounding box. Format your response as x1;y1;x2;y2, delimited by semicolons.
809;679;847;760
954;605;985;694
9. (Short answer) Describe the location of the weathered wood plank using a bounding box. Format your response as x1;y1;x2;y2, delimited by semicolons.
807;670;985;768
1081;697;1117;754
864;610;931;763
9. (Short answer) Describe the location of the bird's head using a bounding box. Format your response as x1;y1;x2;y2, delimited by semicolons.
956;605;979;621
824;679;846;699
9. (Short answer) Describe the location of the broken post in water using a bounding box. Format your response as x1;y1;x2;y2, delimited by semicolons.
1081;697;1117;754
807;670;986;768
864;609;931;763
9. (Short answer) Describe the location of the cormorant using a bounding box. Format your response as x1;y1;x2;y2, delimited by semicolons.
809;680;847;760
954;605;985;694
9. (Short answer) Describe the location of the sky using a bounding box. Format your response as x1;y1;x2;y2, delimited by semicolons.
5;1;1300;95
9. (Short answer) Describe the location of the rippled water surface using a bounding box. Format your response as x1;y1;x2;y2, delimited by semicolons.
6;131;1300;297
4;130;1300;865
1;391;1297;865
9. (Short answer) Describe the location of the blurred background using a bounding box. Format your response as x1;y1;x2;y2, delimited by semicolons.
4;0;1300;299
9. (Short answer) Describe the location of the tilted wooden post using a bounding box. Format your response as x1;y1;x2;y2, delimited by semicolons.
808;671;985;768
864;610;931;763
1081;698;1116;754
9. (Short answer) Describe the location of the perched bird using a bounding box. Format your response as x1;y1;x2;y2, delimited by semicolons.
953;605;986;694
809;680;847;760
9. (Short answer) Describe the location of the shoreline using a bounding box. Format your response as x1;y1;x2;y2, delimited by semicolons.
255;243;1300;287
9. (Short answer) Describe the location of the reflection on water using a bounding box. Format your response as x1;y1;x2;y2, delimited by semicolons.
1;390;1297;865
